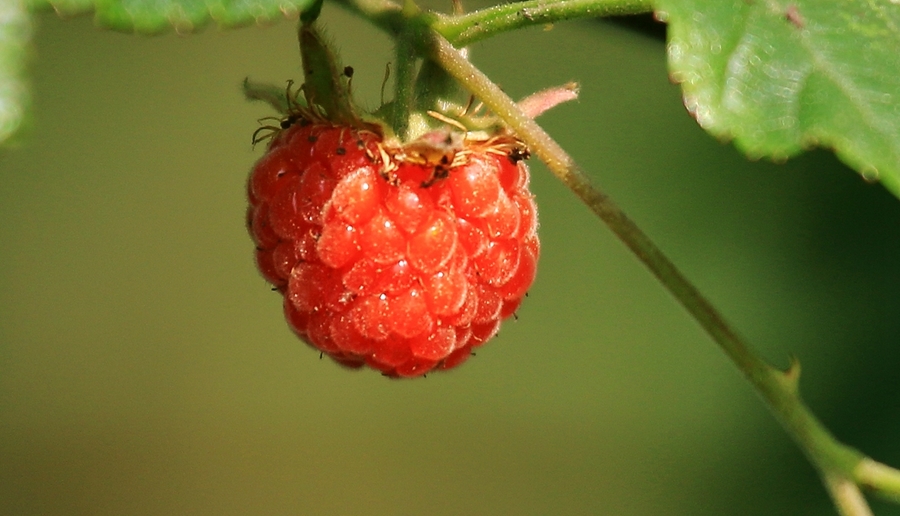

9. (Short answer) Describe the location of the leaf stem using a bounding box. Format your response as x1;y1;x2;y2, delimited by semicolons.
434;0;653;47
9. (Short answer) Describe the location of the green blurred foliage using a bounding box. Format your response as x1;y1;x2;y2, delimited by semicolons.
0;0;31;143
1;9;899;515
28;0;316;32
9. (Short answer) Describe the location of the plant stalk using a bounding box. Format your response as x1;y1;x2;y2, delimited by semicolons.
423;29;889;513
391;35;418;138
434;0;653;47
329;0;900;510
825;473;874;516
856;459;900;503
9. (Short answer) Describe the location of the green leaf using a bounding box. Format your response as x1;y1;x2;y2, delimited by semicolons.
657;0;900;197
0;0;31;145
28;0;316;33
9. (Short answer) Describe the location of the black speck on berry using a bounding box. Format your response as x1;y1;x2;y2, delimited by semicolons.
336;147;346;155
508;147;530;164
280;114;301;129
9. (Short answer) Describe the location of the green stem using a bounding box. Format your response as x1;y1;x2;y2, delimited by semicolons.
299;22;357;124
434;0;653;47
825;473;874;516
332;0;404;34
328;0;900;510
856;460;900;503
391;36;418;138
423;30;892;513
332;0;651;47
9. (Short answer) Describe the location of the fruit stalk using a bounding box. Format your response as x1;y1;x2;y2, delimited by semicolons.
390;35;417;138
331;0;653;48
316;0;900;507
434;0;654;47
421;28;890;515
298;21;358;125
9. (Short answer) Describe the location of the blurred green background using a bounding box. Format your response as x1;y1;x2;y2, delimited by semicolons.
2;6;899;515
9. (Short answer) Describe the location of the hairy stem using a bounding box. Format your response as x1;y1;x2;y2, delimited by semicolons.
434;0;653;47
391;35;418;138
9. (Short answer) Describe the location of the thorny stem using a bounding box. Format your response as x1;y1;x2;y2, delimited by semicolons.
329;0;900;511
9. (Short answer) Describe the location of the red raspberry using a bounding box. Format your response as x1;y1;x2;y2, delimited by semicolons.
247;121;539;377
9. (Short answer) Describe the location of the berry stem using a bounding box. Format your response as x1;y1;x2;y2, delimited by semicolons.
434;0;653;47
326;0;900;509
824;474;874;516
299;21;358;125
423;30;900;514
242;78;293;114
855;459;900;503
332;0;652;47
391;35;418;138
332;0;405;34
